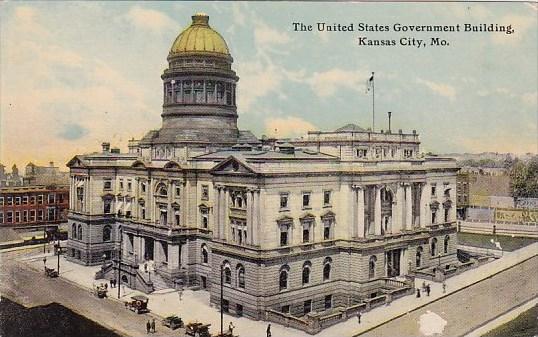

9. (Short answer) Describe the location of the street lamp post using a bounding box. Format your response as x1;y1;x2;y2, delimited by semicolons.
117;232;123;299
43;256;47;270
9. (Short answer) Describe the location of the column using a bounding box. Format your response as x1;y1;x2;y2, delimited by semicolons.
246;190;253;245
394;184;404;233
405;185;413;229
351;185;357;238
223;188;229;241
374;186;382;236
357;186;365;238
253;190;260;246
213;187;220;238
219;187;226;240
420;183;430;227
133;236;141;264
167;181;172;226
401;249;409;275
168;244;179;271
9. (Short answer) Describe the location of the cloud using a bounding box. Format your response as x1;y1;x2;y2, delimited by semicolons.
264;117;317;138
57;123;89;140
306;68;368;98
492;14;535;45
124;6;177;33
416;78;456;100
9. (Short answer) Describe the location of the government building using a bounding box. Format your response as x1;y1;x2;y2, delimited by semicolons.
66;13;461;332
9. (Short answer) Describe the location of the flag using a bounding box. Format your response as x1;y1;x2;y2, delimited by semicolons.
365;73;374;93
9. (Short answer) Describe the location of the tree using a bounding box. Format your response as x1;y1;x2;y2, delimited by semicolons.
510;156;538;198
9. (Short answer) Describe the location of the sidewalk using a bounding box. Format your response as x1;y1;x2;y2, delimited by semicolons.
22;242;538;337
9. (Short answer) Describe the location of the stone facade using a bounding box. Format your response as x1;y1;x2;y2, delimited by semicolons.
66;13;461;329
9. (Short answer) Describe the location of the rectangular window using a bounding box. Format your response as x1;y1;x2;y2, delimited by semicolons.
103;179;112;190
141;182;146;193
22;196;28;204
38;195;44;204
444;208;449;222
15;211;20;222
127;180;132;192
323;219;333;240
201;185;209;200
280;225;289;246
175;186;181;197
324;295;333;310
302;192;311;208
303;225;310;243
432;211;437;224
119;179;124;190
200;208;208;228
38;210;43;221
0;197;3;206
30;210;35;222
15;197;21;205
7;212;13;223
281;305;290;314
0;212;3;223
48;194;55;204
356;148;368;158
431;186;436;197
23;210;28;222
30;196;35;204
323;190;331;205
280;193;289;209
303;300;312;315
7;197;13;206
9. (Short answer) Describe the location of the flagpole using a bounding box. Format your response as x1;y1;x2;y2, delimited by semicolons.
371;72;375;132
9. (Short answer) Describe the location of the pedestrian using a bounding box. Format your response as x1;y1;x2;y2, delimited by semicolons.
151;318;156;333
178;289;183;301
357;312;361;324
113;279;116;288
426;284;431;297
146;320;151;334
229;321;235;334
104;283;108;290
416;288;421;298
144;263;148;273
442;282;446;293
422;281;426;291
110;279;113;288
266;324;272;337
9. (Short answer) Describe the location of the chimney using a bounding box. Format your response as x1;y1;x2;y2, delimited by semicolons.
102;142;111;153
111;148;121;154
49;161;54;167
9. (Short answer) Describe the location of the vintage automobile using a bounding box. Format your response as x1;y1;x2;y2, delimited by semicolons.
92;284;108;298
185;321;211;337
44;267;58;278
162;315;184;330
125;295;149;314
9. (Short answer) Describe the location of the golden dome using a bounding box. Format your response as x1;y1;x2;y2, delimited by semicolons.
170;13;230;57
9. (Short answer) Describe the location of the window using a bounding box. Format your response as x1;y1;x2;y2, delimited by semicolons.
7;212;13;223
432;211;437;224
141;182;146;193
77;224;83;240
72;224;77;239
30;210;35;222
323;258;332;281
0;212;3;224
23;210;28;222
157;185;167;196
279;267;288;290
356;148;368;158
444;188;451;197
303;300;312;315
280;224;290;246
416;246;423;267
127;180;132;192
324;295;333;310
103;179;112;190
280;193;289;209
224;265;232;284
15;197;21;205
48;194;55;204
37;210;43;221
404;149;413;158
38;195;44;204
323;190;331;206
47;208;55;221
22;196;28;204
444;208;449;222
103;225;112;242
103;198;112;214
30;196;35;204
201;185;209;200
302;262;311;285
302;192;311;208
237;265;245;289
174;209;180;226
200;207;209;228
15;211;20;222
444;235;450;254
431;185;436;197
0;197;3;206
119;179;124;190
202;245;208;264
302;221;312;243
7;197;13;205
323;218;333;240
369;256;377;279
281;305;290;314
431;238;438;256
175;186;181;197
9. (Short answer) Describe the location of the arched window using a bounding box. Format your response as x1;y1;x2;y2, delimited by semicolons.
223;264;232;284
302;261;311;285
369;256;377;279
103;225;112;242
156;184;167;197
201;244;208;264
444;235;450;254
72;223;77;239
237;264;245;289
416;246;423;267
431;238;438;256
323;258;332;281
77;224;83;241
279;266;289;290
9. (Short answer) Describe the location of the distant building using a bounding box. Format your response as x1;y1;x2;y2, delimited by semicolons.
0;185;69;229
0;164;23;187
24;162;69;186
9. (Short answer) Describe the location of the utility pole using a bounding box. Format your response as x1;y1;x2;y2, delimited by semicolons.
220;264;224;336
117;231;122;299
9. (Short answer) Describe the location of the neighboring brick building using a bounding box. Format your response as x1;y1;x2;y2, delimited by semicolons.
0;185;69;228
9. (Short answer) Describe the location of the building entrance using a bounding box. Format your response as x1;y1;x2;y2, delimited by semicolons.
144;238;154;260
386;249;401;277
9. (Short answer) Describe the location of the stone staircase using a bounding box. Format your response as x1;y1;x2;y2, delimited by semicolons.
151;271;172;291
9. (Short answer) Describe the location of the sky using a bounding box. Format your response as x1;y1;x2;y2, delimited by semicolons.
1;1;537;171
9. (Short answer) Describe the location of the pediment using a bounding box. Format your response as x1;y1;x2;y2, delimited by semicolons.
210;156;257;175
321;210;336;219
66;156;86;168
164;161;181;170
276;215;294;224
131;160;148;169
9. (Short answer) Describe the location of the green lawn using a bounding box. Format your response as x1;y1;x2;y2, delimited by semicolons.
482;304;538;337
457;232;538;252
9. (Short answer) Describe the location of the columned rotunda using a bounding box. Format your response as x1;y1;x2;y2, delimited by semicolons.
66;13;462;333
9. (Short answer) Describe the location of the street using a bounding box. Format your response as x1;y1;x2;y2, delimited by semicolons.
359;256;538;337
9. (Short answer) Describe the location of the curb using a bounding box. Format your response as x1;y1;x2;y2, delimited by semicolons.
353;253;538;336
